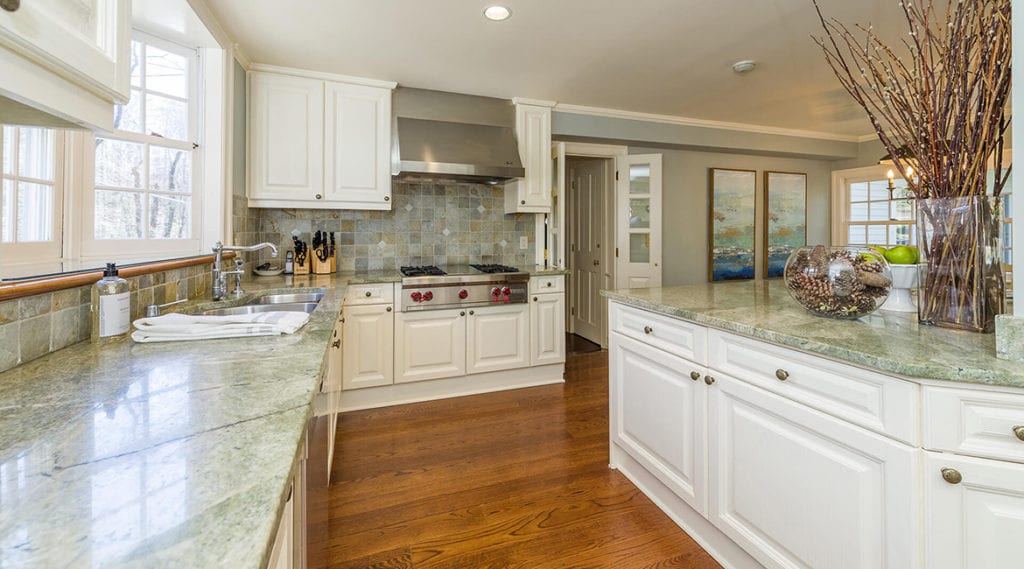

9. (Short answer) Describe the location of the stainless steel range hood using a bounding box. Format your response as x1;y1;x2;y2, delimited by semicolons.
392;88;525;184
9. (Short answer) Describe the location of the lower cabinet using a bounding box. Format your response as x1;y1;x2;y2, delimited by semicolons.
267;482;294;569
610;332;708;514
924;451;1024;569
530;292;566;366
467;304;530;374
394;308;467;383
342;303;394;389
708;373;920;569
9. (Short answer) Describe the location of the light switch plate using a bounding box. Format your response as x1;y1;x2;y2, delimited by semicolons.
519;236;528;250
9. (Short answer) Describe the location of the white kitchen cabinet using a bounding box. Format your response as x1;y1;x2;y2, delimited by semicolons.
249;72;324;204
248;65;395;210
394;308;467;383
708;372;920;569
924;451;1024;569
467;304;530;375
505;99;554;213
0;0;130;129
341;303;394;389
530;292;566;366
267;482;294;569
324;81;392;207
610;332;708;515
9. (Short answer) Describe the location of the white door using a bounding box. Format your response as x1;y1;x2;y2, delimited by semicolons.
924;451;1024;569
569;157;607;344
324;81;392;208
249;72;324;203
466;304;530;374
617;154;663;288
531;293;566;366
610;332;708;514
394;308;466;383
708;374;920;569
341;304;394;390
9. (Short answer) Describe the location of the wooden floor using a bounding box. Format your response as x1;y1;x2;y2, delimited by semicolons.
323;351;722;569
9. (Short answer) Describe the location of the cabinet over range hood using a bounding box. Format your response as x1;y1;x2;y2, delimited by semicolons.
391;88;524;185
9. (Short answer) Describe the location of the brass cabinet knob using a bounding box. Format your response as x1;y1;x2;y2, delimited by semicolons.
521;200;526;205
460;311;465;316
469;310;475;315
941;468;963;485
331;340;341;349
546;282;553;287
775;369;790;381
386;306;392;312
315;194;323;200
643;326;653;335
704;375;716;386
534;297;538;301
384;196;390;201
0;0;20;12
690;371;701;381
1013;426;1024;442
365;291;372;297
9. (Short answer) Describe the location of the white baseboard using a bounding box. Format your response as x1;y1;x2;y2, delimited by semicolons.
610;445;765;569
337;364;565;412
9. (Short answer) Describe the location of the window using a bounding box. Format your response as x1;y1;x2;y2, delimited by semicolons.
839;172;916;248
0;126;63;275
82;33;201;260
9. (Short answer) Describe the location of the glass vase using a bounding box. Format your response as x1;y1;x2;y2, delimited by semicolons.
916;195;1005;333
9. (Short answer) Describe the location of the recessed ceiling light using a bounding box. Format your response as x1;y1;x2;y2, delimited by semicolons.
484;5;512;21
732;60;756;74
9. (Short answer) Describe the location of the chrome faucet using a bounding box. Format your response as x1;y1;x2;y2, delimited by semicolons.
212;241;279;300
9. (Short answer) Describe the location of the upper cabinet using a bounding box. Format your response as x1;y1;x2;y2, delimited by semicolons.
0;0;131;130
505;98;554;214
248;65;395;210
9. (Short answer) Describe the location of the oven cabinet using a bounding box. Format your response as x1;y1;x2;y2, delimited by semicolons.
394;308;467;383
0;0;130;129
341;303;394;390
249;65;395;210
530;291;565;366
467;304;530;375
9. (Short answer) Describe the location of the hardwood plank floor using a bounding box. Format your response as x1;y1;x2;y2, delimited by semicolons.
323;352;722;569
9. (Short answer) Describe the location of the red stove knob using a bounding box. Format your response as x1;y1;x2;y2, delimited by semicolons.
458;289;468;299
491;287;501;301
422;291;434;301
502;286;512;303
410;291;423;302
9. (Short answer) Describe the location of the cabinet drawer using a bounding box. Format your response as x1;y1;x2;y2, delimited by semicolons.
924;386;1024;463
609;302;707;365
708;329;919;445
530;275;565;293
345;283;395;305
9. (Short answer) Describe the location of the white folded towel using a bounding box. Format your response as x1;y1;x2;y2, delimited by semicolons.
131;311;311;343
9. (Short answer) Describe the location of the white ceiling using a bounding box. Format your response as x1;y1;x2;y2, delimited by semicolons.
204;0;911;138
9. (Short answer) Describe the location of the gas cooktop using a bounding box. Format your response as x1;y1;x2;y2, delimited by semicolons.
400;265;446;277
469;264;520;274
400;264;521;277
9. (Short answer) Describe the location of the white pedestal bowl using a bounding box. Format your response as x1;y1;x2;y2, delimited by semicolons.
880;264;921;313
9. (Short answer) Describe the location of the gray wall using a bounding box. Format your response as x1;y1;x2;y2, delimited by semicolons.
630;147;833;286
832;139;886;171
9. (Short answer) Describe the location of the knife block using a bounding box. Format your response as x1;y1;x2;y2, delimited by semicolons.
312;253;333;275
293;249;310;275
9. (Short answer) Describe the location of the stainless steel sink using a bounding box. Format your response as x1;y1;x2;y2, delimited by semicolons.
251;290;326;305
201;302;319;316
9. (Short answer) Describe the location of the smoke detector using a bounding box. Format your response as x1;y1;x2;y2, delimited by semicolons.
732;60;756;74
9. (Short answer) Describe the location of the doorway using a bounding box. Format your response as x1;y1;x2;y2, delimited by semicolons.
566;155;614;346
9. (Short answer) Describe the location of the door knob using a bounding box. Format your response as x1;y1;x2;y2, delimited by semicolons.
1013;425;1024;442
941;468;963;485
690;371;701;381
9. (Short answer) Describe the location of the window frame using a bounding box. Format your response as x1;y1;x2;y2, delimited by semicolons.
831;165;917;248
77;31;205;264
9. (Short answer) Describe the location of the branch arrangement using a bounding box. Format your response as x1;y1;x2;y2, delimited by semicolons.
812;0;1011;199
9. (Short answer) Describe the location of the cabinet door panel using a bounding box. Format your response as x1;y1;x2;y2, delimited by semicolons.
395;309;466;383
467;304;529;374
341;304;394;389
324;81;391;207
250;73;324;202
709;375;919;569
531;293;566;366
610;332;707;514
924;452;1024;569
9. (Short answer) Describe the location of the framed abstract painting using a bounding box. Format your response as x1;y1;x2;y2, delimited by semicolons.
709;168;756;281
764;171;807;278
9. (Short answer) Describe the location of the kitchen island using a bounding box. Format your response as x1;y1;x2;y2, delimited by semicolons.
603;280;1024;569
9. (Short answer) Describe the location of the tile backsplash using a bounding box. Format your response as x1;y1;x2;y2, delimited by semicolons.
0;264;212;374
251;181;537;271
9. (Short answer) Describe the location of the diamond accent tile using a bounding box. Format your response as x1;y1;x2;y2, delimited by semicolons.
500;240;508;248
377;241;387;249
405;204;414;212
477;205;486;213
442;228;451;236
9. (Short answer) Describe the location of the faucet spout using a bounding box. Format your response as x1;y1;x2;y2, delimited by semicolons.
211;242;280;300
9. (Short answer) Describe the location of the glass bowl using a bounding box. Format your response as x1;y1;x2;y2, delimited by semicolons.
784;245;892;319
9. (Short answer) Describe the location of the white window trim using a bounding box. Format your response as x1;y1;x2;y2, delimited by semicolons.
830;164;895;246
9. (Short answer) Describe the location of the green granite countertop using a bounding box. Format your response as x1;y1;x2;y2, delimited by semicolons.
0;272;349;568
603;280;1024;389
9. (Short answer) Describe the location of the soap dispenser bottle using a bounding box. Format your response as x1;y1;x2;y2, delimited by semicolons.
91;262;131;342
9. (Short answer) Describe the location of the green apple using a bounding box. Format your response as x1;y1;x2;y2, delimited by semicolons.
884;245;918;265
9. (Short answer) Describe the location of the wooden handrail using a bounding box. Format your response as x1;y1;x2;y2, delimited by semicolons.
0;253;233;302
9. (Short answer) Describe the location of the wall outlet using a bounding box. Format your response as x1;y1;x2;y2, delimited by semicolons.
519;236;528;250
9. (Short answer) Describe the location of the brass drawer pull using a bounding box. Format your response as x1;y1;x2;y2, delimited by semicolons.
941;468;963;485
775;369;790;381
365;291;372;297
1013;425;1024;442
704;375;716;386
643;326;653;335
690;371;701;381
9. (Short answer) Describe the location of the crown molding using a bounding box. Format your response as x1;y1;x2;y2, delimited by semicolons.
552;102;867;143
232;44;252;70
857;133;881;143
512;97;557;108
248;64;398;89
